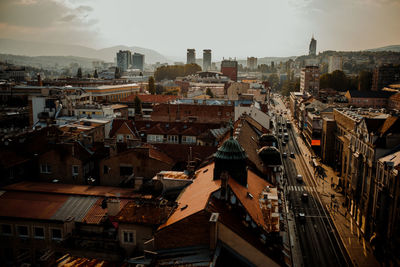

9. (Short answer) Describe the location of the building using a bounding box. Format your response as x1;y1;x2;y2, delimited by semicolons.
321;116;335;166
132;53;145;71
345;90;395;108
154;134;283;266
309;36;317;56
371;150;400;265
187;49;196;65
203;49;212;71
116;50;132;72
221;59;238;82
328;56;343;73
247;57;258;70
371;64;400;91
300;66;319;97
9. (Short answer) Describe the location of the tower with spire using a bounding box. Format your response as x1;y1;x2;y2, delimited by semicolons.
309;35;317;56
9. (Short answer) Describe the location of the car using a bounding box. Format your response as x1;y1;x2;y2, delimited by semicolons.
290;152;295;158
296;174;303;183
301;193;308;202
278;134;282;138
283;128;287;133
278;128;282;133
282;152;287;158
282;142;286;146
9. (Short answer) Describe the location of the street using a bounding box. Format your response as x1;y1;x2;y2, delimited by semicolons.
272;95;351;267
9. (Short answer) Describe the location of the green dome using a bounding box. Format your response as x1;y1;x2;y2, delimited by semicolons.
214;137;247;160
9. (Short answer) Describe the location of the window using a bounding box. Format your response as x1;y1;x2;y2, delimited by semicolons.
17;225;29;238
147;134;163;143
34;227;45;239
51;228;62;240
72;165;79;176
117;134;124;142
167;135;178;144
182;136;196;144
1;224;12;236
123;231;135;244
126;134;132;140
40;163;52;174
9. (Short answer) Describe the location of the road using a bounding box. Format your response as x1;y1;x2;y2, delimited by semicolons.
272;95;351;267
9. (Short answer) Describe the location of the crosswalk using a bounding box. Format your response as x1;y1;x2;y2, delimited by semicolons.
287;185;317;192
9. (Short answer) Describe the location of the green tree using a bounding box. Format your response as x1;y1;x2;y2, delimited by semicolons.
358;70;372;91
134;95;142;115
268;73;280;90
154;64;201;81
156;84;165;95
77;67;82;79
206;88;214;98
94;69;98;78
148;76;155;94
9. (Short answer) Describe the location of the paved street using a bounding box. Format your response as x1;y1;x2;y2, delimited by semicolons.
273;94;380;267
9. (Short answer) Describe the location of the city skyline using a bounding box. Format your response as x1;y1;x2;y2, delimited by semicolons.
0;0;399;60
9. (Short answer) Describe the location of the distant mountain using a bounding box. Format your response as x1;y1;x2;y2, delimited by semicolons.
365;45;400;53
0;38;170;64
0;54;99;69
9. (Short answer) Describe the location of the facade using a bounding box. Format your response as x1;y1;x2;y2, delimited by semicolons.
116;50;132;72
321;117;335;166
221;59;238;82
247;57;258;70
186;49;196;65
328;56;343;73
371;64;400;91
309;36;317;56
203;49;212;71
371;151;400;265
300;66;319;97
345;90;394;108
132;53;145;71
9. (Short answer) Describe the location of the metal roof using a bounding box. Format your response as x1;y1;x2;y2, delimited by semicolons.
214;137;247;160
51;196;98;222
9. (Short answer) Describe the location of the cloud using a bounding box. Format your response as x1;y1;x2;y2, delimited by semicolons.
0;0;101;47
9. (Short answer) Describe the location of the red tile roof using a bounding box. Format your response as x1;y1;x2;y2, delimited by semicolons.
0;191;68;220
148;147;175;166
158;163;221;230
121;94;178;103
109;119;137;138
83;198;130;224
228;170;273;229
3;182;146;199
114;201;174;225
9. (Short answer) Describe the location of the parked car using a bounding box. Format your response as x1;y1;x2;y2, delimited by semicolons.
283;152;287;158
290;152;295;158
282;142;286;146
296;174;303;183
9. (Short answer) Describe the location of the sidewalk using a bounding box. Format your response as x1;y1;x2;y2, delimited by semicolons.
292;123;380;267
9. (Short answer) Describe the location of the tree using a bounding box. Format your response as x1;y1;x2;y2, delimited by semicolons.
358;70;372;91
115;67;121;79
134;95;142;115
156;84;165;95
77;67;82;79
148;76;155;94
154;64;201;81
94;69;98;78
206;88;214;98
268;73;280;91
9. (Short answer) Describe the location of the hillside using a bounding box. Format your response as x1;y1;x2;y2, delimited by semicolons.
0;39;170;64
365;45;400;53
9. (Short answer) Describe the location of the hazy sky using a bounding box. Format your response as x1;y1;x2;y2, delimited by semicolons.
0;0;400;60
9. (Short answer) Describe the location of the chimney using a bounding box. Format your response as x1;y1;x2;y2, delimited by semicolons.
107;198;121;216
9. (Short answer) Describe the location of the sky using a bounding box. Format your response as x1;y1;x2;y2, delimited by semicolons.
0;0;400;60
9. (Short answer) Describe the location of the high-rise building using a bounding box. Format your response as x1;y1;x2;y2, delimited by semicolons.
187;49;196;65
132;53;145;71
328;56;343;73
371;64;400;91
309;36;317;56
116;50;132;72
221;59;238;82
247;57;258;70
203;49;212;71
300;65;319;96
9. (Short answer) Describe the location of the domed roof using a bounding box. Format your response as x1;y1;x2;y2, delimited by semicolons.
258;146;281;165
214;137;247;160
259;133;277;143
